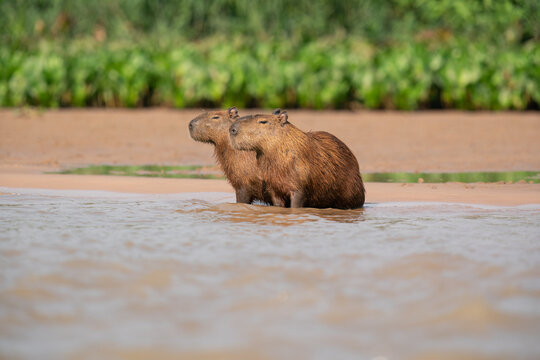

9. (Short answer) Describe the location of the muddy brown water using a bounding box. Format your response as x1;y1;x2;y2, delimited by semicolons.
1;188;539;360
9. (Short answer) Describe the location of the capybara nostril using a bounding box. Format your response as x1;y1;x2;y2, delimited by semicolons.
189;120;194;131
230;126;237;136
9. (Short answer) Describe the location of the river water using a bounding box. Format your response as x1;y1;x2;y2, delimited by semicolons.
1;188;539;360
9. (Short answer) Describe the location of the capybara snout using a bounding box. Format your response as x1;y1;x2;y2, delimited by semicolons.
229;112;289;152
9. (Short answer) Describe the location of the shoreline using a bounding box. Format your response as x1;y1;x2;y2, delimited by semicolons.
1;109;539;207
2;169;539;206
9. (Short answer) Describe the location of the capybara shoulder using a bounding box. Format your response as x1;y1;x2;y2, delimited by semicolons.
229;111;365;209
189;107;270;205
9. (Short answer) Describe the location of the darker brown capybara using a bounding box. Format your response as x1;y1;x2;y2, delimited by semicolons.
229;110;365;209
189;107;270;204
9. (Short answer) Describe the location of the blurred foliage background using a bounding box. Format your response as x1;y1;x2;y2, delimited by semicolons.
1;0;539;109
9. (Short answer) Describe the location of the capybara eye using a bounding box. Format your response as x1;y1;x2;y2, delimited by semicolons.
258;120;268;124
211;116;220;120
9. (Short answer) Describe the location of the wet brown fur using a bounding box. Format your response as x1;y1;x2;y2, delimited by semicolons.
229;111;365;209
189;108;270;204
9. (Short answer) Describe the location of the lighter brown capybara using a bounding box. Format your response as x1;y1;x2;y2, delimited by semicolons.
189;107;270;204
229;110;365;209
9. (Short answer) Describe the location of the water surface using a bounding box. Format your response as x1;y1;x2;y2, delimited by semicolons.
1;188;539;360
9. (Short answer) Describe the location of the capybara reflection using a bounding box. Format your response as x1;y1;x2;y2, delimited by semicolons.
229;110;365;209
189;107;270;204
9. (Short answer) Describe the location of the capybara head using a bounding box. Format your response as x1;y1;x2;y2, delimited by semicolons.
189;107;240;144
229;111;289;151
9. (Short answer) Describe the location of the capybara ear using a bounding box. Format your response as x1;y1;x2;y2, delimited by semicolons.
278;111;288;126
227;106;239;119
272;108;281;115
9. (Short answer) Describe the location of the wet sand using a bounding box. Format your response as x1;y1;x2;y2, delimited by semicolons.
1;108;539;205
1;170;539;206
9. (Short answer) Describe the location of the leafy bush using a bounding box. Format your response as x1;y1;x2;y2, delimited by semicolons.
1;37;538;110
2;0;538;46
1;1;538;109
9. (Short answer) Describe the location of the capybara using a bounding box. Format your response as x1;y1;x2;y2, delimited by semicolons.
189;107;270;204
229;110;365;209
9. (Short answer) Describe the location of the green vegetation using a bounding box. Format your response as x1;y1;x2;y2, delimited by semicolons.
3;0;538;45
1;0;539;109
1;39;538;109
57;165;225;180
362;171;540;184
57;165;540;183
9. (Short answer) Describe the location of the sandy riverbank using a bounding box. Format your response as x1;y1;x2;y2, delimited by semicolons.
2;170;540;206
1;109;539;206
